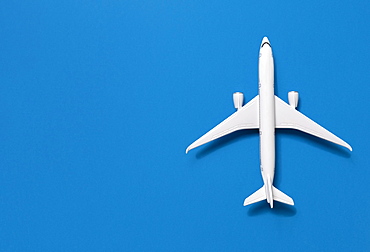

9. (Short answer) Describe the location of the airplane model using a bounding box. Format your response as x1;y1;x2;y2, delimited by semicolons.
186;37;352;208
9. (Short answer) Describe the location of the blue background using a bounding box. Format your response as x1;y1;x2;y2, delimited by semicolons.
0;1;368;251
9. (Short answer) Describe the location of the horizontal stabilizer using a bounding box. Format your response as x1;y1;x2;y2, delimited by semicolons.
272;186;294;205
243;186;266;206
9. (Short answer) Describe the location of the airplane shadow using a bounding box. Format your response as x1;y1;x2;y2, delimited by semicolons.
276;129;351;158
247;201;297;217
273;128;351;188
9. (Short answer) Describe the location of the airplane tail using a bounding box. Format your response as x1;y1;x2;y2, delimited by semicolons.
243;185;294;208
272;186;294;206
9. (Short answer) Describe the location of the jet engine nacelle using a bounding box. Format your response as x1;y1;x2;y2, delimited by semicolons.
288;91;299;109
233;92;244;110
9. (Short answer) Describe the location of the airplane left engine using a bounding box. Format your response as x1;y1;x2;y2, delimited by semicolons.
233;92;244;110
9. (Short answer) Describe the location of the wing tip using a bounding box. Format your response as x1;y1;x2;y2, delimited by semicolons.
185;146;192;154
243;198;251;206
343;143;352;152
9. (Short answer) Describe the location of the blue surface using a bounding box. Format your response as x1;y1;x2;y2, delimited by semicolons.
0;1;369;251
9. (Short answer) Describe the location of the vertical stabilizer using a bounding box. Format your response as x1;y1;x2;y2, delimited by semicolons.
265;177;274;208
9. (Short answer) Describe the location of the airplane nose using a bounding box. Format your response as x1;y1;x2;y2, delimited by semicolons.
261;37;270;47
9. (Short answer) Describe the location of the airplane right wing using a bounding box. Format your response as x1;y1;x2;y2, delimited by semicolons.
186;95;259;153
274;96;352;151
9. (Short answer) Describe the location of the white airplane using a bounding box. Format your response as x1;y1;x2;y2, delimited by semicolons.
186;37;352;208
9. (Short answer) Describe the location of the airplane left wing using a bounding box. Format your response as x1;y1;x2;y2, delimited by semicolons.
275;96;352;151
186;95;259;153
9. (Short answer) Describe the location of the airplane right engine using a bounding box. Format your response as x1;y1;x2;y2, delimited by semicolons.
288;91;299;109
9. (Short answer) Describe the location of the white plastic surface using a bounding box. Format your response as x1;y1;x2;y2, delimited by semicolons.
233;92;244;110
185;95;259;154
272;186;294;205
243;185;294;207
288;91;299;108
275;96;352;151
243;186;266;206
186;37;352;208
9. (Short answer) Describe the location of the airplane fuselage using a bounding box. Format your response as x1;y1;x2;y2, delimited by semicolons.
258;38;275;206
